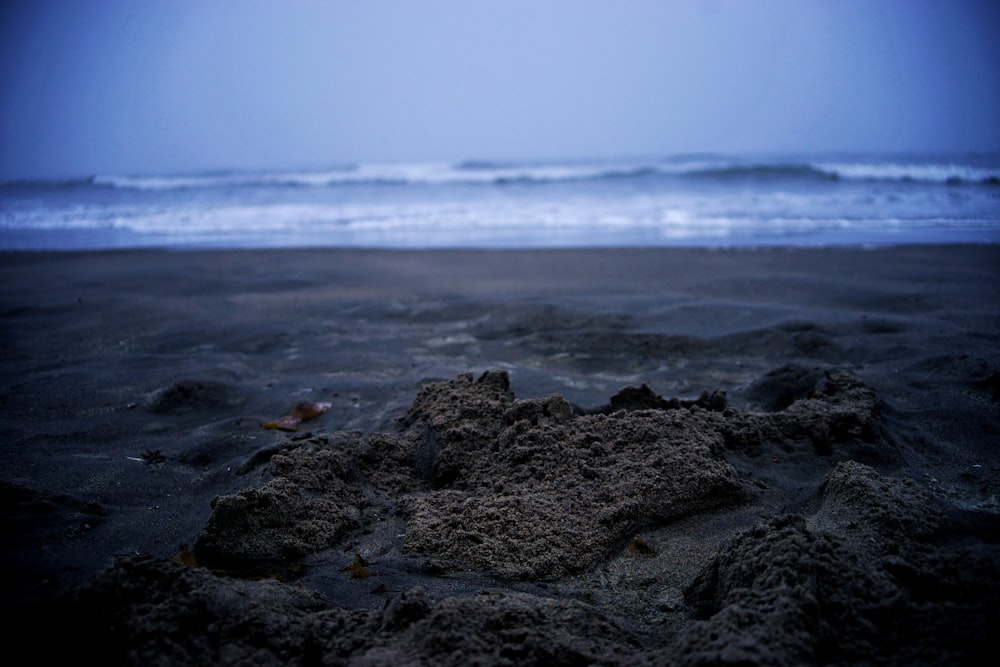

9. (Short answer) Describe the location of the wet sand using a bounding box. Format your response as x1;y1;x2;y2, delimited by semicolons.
1;245;998;665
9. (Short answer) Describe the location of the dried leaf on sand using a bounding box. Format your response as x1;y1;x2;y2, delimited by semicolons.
262;401;332;431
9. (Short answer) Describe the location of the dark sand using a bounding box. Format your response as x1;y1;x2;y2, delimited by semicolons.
1;245;998;665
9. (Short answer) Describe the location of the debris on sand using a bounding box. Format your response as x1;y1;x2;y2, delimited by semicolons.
262;401;332;431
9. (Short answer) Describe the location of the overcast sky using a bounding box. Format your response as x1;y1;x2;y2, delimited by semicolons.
2;0;999;179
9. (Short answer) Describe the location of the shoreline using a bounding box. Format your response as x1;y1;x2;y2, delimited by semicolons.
3;235;999;252
2;243;998;664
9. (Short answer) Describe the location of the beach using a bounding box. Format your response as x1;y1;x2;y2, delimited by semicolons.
2;244;998;665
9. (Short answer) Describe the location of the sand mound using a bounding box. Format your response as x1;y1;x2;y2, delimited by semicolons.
61;460;999;666
401;371;743;579
679;461;997;666
64;556;648;666
194;369;881;579
49;370;999;665
194;431;419;566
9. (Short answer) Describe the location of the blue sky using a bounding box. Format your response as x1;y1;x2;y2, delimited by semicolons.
2;0;999;179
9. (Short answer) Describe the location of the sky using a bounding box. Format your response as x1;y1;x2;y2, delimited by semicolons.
1;0;999;180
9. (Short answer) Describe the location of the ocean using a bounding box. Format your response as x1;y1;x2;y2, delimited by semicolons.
2;153;998;250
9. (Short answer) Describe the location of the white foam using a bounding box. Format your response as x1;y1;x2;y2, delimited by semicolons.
818;160;1000;184
5;155;999;249
88;158;724;191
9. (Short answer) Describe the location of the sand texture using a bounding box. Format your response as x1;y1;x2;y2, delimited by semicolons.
1;245;998;665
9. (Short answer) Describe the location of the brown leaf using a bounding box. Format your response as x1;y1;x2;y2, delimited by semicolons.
263;401;332;431
339;553;371;579
173;545;200;568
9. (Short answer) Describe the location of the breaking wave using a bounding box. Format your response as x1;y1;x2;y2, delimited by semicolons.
6;154;998;192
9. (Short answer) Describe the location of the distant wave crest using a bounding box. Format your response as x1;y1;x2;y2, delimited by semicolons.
684;164;839;182
0;175;100;190
6;156;999;191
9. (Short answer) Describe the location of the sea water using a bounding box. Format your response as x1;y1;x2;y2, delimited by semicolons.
1;153;998;250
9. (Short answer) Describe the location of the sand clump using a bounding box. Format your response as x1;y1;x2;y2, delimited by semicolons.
194;430;420;566
678;462;997;666
194;369;881;579
51;370;1000;665
400;371;744;579
66;557;649;666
